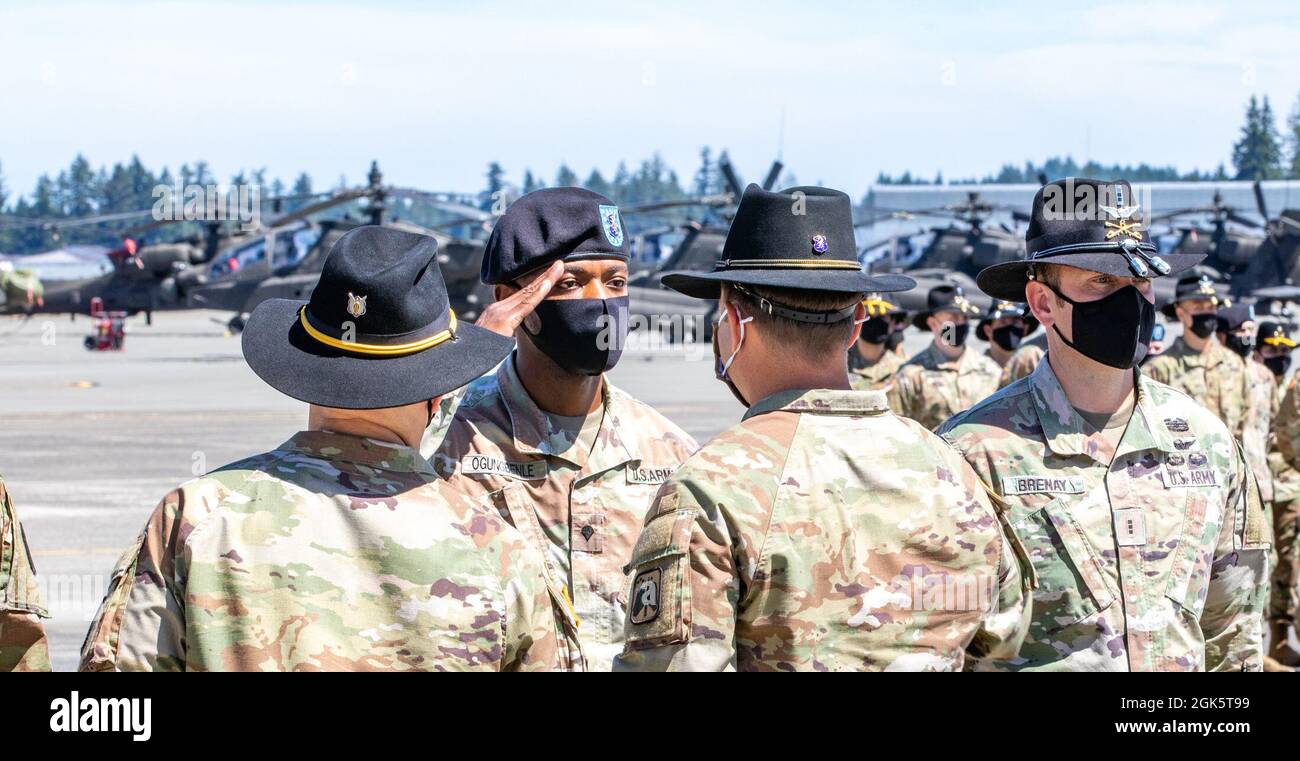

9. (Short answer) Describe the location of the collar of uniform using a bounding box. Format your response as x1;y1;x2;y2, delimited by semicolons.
743;388;890;421
497;354;640;468
283;430;435;475
921;341;971;372
1028;359;1176;460
1121;368;1181;455
1027;359;1117;462
1166;336;1222;368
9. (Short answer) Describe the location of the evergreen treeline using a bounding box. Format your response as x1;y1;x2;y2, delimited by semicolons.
875;93;1300;185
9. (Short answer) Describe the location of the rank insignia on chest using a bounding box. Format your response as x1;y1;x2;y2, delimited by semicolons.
626;464;673;485
460;454;548;480
1164;417;1190;433
1114;508;1147;546
1000;474;1086;496
629;568;661;625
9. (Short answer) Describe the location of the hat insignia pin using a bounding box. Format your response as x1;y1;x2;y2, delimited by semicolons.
811;233;829;255
346;292;367;318
1103;203;1144;241
598;204;624;247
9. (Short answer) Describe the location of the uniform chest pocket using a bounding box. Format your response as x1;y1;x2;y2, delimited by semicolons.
1012;499;1116;634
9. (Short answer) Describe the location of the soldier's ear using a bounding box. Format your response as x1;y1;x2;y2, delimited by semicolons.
847;302;866;348
1024;282;1056;329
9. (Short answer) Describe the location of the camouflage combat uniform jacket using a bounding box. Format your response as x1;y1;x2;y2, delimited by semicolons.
80;431;563;672
849;349;905;392
890;343;1002;431
1143;337;1249;441
939;359;1270;671
429;357;698;671
1269;372;1300;623
613;388;1030;672
1;476;50;671
999;344;1045;389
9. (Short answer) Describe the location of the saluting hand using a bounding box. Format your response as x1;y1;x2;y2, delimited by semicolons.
475;260;565;338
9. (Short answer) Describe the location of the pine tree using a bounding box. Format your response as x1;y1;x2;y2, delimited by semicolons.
1232;95;1284;180
554;164;578;187
480;162;506;210
693;146;715;196
522;169;542;194
584;169;611;198
1287;93;1300;179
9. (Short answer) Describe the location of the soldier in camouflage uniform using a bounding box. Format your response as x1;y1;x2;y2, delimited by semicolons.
0;475;50;671
1264;320;1300;669
998;341;1045;388
1217;302;1277;523
890;284;1001;430
615;184;1030;671
1144;273;1249;437
941;178;1269;671
976;300;1045;391
848;293;908;392
81;226;566;671
429;188;697;671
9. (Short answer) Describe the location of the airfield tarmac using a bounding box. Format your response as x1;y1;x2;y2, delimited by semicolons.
2;308;784;670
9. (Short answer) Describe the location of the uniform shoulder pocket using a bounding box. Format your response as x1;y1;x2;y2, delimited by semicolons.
623;490;696;650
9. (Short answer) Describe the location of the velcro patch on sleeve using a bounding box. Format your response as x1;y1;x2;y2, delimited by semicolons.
623;496;695;649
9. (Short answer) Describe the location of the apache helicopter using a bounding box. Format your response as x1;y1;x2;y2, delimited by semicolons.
181;162;496;333
858;190;1029;279
0;214;248;322
618;156;787;338
1146;181;1300;304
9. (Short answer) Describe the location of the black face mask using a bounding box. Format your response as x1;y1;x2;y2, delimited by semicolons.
1188;313;1219;339
523;295;628;376
939;322;969;348
1265;355;1292;378
992;324;1024;352
1224;333;1254;359
1048;284;1155;369
885;329;906;352
858;317;890;345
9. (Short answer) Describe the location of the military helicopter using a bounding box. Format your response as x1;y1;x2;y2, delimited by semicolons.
182;162;496;333
618;156;786;339
858;190;1029;279
1148;183;1270;288
0;186;324;321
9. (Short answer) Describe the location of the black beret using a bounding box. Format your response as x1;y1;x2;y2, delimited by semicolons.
481;187;631;285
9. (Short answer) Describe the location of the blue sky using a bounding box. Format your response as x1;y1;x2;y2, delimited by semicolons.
2;0;1299;200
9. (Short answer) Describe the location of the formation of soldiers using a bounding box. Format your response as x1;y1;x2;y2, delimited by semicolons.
1;177;1296;671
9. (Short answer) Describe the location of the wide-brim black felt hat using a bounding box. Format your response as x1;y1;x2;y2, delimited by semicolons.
911;284;983;331
976;300;1040;341
242;225;513;410
661;184;915;299
1158;271;1227;319
977;177;1204;303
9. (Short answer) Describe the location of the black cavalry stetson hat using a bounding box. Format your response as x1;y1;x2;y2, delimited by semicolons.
977;177;1204;302
242;225;513;409
482;187;630;285
661;184;915;299
1160;272;1226;319
976;299;1040;340
911;284;983;331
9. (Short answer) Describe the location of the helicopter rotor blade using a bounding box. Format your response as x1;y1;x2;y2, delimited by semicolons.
718;157;745;198
1253;180;1269;221
760;160;784;191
